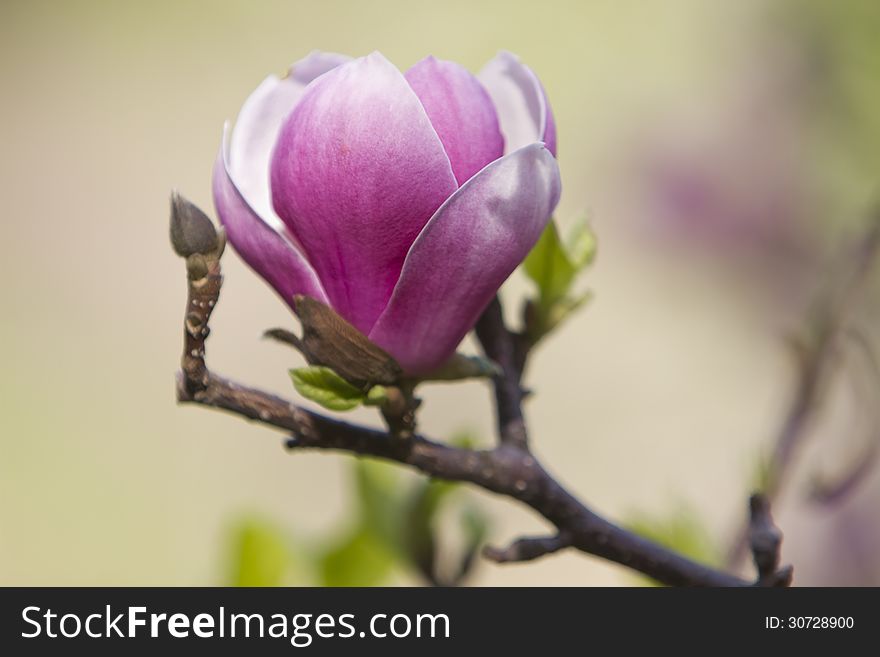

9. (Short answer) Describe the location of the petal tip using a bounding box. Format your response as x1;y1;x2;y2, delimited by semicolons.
287;51;354;83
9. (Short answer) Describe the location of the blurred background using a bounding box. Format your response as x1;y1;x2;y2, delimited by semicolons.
2;0;879;586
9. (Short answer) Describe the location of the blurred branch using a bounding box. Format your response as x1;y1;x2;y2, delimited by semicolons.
809;329;880;505
808;440;879;505
727;212;880;568
172;194;789;587
772;216;880;496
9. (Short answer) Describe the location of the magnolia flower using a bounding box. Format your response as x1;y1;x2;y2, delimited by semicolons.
213;51;560;374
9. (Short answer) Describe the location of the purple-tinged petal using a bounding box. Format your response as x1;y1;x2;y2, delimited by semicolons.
405;56;504;185
271;52;458;334
543;99;557;155
213;129;328;309
228;51;351;229
369;143;561;373
478;51;556;156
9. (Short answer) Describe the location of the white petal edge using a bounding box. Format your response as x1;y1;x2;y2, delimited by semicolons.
228;51;352;231
478;51;550;154
217;122;329;305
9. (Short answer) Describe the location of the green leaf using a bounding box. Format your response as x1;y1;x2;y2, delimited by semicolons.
354;459;405;553
460;504;491;547
523;218;596;341
524;219;596;306
524;221;571;304
318;527;398;587
454;504;491;582
543;291;593;335
290;366;365;411
228;518;291;587
364;385;388;406
317;461;406;587
567;220;598;271
403;478;453;580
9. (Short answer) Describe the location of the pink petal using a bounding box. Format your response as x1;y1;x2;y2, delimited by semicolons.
478;51;556;156
270;52;458;333
405;56;504;185
369;143;561;373
228;51;351;229
213;131;328;309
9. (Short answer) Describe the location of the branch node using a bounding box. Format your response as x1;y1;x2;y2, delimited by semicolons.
484;532;572;564
748;494;791;586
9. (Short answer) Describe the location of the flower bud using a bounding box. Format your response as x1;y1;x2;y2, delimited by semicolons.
170;191;218;257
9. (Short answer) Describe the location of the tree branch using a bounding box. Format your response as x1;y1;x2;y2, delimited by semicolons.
483;532;572;564
474;296;531;450
748;494;792;587
726;215;880;567
171;194;790;587
180;370;757;585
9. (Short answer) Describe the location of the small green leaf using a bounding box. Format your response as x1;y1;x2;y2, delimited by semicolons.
566;220;598;271
317;460;407;587
354;459;405;553
524;219;596;305
454;504;491;582
543;291;593;334
523;218;596;341
290;366;365;411
461;504;491;547
364;385;389;406
228;518;291;587
403;478;453;580
524;220;573;305
318;527;397;587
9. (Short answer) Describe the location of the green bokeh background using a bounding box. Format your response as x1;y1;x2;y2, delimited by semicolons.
2;0;879;585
